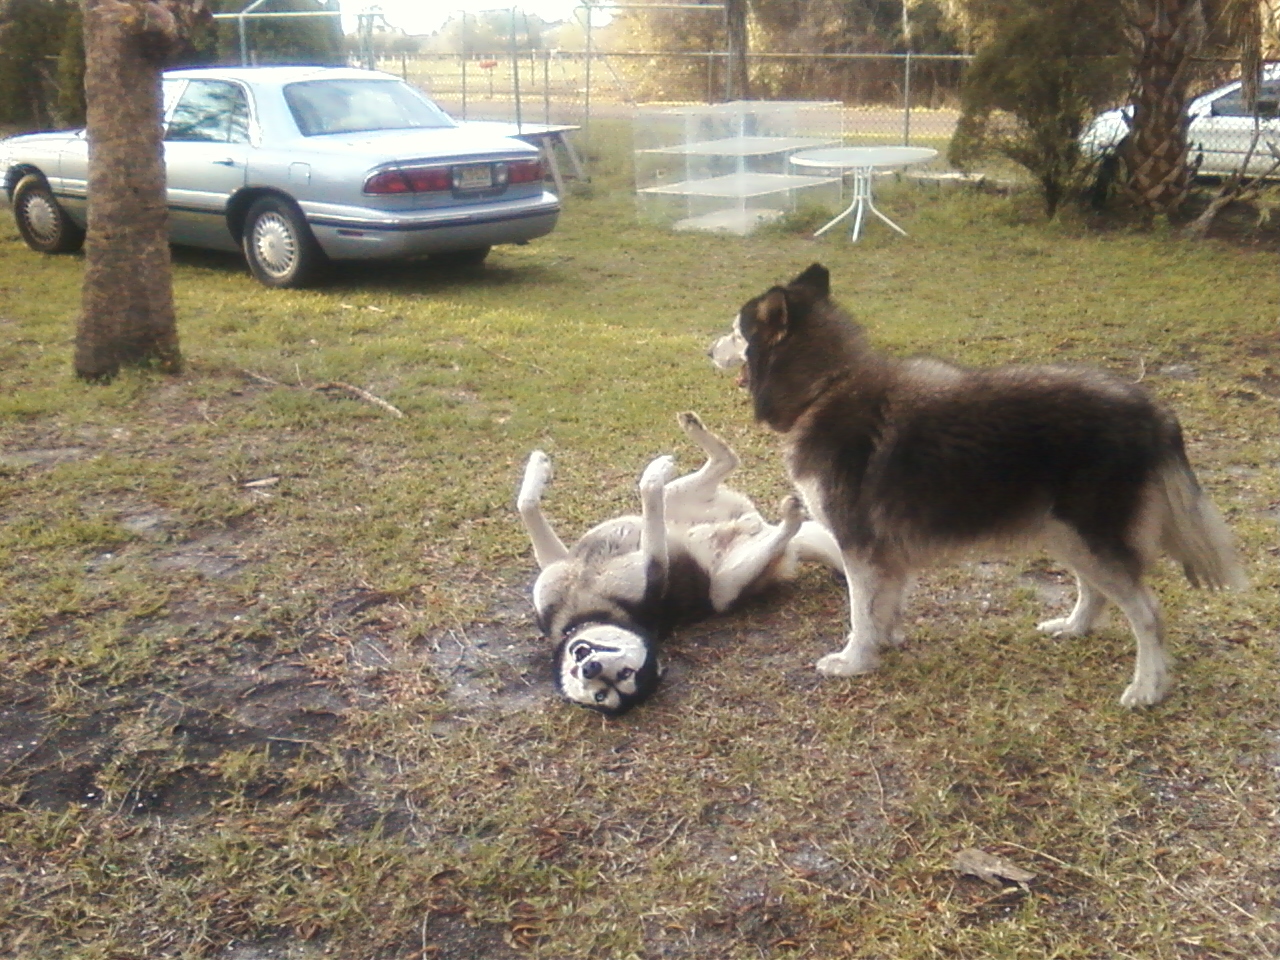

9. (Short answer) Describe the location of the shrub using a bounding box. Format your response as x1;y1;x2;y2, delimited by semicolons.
948;0;1128;216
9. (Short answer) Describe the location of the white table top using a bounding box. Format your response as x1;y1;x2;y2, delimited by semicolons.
790;146;938;169
461;120;580;138
638;136;839;157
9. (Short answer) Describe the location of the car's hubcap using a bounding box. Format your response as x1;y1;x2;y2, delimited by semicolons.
252;213;297;277
22;194;60;244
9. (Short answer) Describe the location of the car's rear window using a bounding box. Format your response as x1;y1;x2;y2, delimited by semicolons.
285;79;455;136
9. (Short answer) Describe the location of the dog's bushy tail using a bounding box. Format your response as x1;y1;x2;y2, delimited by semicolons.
1158;461;1248;591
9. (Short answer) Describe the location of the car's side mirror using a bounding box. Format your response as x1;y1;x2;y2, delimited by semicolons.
1256;99;1279;118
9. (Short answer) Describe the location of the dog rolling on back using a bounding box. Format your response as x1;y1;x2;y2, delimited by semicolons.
712;263;1246;707
517;412;842;715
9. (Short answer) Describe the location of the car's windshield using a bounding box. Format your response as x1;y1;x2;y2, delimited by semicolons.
285;79;455;136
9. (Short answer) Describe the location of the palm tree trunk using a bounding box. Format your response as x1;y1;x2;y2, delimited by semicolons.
74;0;208;381
1122;0;1207;218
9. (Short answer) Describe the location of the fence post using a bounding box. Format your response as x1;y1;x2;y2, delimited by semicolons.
584;5;592;136
903;50;912;145
902;0;912;145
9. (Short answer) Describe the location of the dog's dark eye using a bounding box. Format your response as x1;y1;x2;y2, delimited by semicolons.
616;668;633;681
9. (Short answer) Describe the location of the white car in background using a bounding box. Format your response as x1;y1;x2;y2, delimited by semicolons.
1084;64;1280;177
0;66;560;287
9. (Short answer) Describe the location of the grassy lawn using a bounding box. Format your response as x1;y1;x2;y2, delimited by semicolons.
1;125;1277;959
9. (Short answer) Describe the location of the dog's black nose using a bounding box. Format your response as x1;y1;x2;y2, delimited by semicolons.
581;661;602;680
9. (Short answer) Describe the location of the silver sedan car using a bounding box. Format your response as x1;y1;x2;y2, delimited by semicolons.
0;65;561;287
1083;63;1280;178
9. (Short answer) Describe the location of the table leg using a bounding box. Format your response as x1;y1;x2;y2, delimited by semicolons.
812;199;858;238
865;195;909;237
539;137;566;197
558;132;587;182
812;165;871;238
812;166;910;241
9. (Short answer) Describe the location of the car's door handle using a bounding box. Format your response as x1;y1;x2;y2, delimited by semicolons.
212;158;239;167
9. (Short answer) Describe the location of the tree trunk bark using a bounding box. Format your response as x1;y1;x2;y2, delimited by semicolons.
1121;0;1207;219
724;0;750;101
74;0;208;381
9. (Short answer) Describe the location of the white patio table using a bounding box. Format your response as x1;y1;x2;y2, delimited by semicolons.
788;146;938;241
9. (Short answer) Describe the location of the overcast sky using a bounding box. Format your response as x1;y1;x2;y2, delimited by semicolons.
346;1;596;36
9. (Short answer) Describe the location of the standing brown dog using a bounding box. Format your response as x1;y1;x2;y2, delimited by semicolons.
711;263;1245;706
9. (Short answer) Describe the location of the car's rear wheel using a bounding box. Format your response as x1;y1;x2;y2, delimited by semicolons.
12;173;85;254
432;246;491;268
242;195;326;288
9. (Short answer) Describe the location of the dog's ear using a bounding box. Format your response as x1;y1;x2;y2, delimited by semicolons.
752;287;790;346
790;263;830;299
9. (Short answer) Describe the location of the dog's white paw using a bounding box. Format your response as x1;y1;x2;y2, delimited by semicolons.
517;450;553;510
640;455;677;494
1120;670;1172;708
816;649;880;677
1036;616;1090;638
778;495;803;535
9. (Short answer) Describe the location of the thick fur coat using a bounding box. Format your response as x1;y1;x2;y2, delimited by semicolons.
712;263;1245;706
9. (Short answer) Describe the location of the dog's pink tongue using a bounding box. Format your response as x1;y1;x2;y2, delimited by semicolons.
736;369;748;389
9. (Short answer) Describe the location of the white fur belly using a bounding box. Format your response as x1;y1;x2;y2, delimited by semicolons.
680;514;767;570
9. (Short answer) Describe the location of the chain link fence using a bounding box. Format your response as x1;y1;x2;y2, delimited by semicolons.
371;50;969;151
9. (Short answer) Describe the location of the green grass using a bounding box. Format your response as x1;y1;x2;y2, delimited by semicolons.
0;122;1277;959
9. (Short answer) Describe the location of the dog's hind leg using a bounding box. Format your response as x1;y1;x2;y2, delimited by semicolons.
1037;573;1107;637
517;451;570;570
817;552;908;677
663;412;756;526
1115;584;1170;707
708;495;804;611
791;521;845;571
1051;529;1171;707
662;412;740;500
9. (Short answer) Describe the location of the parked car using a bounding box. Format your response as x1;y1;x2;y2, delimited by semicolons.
1083;63;1280;178
0;66;560;287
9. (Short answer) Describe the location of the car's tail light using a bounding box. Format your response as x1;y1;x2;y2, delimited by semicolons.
507;158;544;184
364;166;453;195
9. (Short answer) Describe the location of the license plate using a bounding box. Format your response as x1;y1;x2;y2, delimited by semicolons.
453;164;493;191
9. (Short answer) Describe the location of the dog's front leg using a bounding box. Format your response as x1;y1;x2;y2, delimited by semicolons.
517;451;569;570
817;552;906;677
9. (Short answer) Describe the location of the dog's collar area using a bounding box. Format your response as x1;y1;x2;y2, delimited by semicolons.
559;618;640;642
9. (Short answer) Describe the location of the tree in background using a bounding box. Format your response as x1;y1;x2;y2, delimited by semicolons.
607;1;724;101
74;0;210;381
54;0;86;126
617;0;962;105
2;0;341;130
1121;0;1209;218
200;0;342;66
725;0;749;99
950;0;1129;216
0;0;80;128
426;9;549;55
1120;0;1277;220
